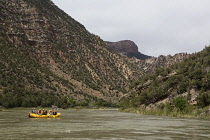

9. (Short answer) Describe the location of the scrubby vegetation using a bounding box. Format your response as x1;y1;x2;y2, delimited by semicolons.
0;0;141;108
121;46;210;117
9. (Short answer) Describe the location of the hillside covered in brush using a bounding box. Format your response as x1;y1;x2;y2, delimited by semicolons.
0;0;142;108
122;46;210;111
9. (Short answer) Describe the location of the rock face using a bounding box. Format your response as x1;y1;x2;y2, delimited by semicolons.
107;40;138;53
107;40;190;72
107;40;151;60
131;53;191;73
0;0;142;106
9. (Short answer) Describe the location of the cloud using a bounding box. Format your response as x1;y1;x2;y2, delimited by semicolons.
51;0;210;56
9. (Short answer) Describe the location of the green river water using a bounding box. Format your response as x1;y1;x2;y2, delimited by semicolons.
0;109;209;140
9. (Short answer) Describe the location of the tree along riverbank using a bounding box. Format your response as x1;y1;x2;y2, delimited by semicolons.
120;106;210;119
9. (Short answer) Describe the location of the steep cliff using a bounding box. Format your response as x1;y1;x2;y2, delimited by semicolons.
0;0;142;108
107;40;151;60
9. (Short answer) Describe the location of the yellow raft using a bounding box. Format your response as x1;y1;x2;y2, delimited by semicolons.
28;113;61;118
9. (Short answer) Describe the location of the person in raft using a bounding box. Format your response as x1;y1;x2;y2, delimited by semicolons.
38;109;41;114
42;110;47;115
48;110;53;115
30;108;57;115
53;110;57;115
31;108;35;113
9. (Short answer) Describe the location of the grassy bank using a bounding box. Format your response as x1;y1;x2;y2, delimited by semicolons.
120;106;210;119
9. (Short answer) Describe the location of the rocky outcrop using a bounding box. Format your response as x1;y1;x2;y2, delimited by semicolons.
200;109;210;116
106;40;151;60
106;40;190;72
131;53;191;73
106;40;190;73
107;40;139;53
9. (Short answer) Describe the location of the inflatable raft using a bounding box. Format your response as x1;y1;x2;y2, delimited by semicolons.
28;113;61;118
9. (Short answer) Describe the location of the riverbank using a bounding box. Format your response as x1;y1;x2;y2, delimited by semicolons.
0;106;119;111
120;106;210;119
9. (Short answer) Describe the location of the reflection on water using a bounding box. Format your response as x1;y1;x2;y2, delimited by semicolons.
0;109;210;140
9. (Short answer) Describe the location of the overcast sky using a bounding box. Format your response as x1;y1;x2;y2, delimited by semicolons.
51;0;210;57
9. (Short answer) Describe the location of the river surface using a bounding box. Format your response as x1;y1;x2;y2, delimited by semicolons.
0;109;210;140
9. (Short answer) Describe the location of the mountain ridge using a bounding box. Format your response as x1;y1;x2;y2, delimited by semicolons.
0;0;142;108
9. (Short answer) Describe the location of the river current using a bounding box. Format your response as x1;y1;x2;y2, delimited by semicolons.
0;109;210;140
